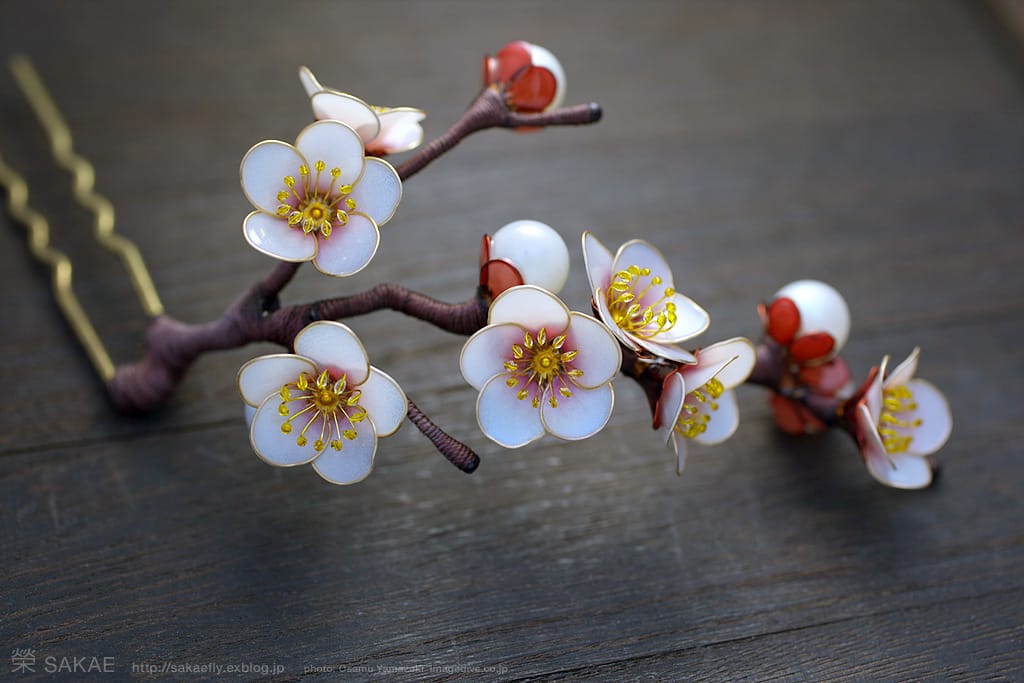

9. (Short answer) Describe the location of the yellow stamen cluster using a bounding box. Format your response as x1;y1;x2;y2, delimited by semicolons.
278;369;366;452
674;377;725;439
276;160;356;239
878;384;921;453
503;327;583;409
606;265;678;339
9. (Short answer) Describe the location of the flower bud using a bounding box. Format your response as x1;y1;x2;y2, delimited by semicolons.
480;220;570;298
767;279;851;363
483;41;566;113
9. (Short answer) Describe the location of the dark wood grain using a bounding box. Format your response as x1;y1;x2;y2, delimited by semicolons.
1;1;1022;680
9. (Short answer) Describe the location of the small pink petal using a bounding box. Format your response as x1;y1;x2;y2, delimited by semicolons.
476;375;545;448
694;338;756;389
292;321;370;385
678;358;730;395
460;323;527;390
489;285;570;333
237;354;317;407
312;212;380;277
312;421;377;485
346;158;402;227
540;383;614;441
359;368;407;437
243;211;317;262
310;91;381;146
655;371;685;443
866;356;889;426
250;395;320;467
564;313;622;388
295;120;365;188
240;141;305;214
885;347;921;389
581;231;614;293
903;379;952;456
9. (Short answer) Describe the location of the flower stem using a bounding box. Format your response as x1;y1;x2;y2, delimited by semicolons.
396;87;601;181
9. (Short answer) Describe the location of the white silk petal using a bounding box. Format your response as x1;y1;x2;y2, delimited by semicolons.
693;389;739;445
885;347;921;389
654;292;710;343
634;337;697;364
243;211;317;262
310;91;381;146
476;375;545;448
866;356;889;425
250;395;320;467
675;438;688;475
292;321;370;385
346;158;402;227
540;383;614;441
489;285;570;332
614;240;676;291
237;354;317;406
295;120;365;188
298;66;324;96
903;379;953;456
678;358;730;396
359;368;407;437
695;338;757;389
240;141;305;214
311;421;378;485
312;212;380;277
370;108;426;154
460;323;526;390
858;404;933;489
655;371;685;445
564;313;621;388
582;232;614;293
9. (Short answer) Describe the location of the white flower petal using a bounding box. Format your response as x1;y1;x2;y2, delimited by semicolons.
476;374;545;448
243;211;317;262
310;91;381;146
346;158;401;227
634;337;697;364
582;231;614;294
250;395;320;467
866;451;933;489
866;356;889;426
614;240;676;289
359;368;407;437
298;66;324;96
655;371;685;444
564;313;621;388
694;338;756;389
460;323;526;390
594;287;643;351
693;389;739;445
885;347;920;389
370;108;426;154
240;141;305;214
654;292;710;343
675;438;688;476
312;421;377;485
237;354;317;406
679;358;730;395
295;120;365;188
312;212;380;277
292;321;370;386
489;285;570;332
903;379;952;456
540;383;614;441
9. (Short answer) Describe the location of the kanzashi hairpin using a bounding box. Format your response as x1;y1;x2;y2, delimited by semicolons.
2;44;951;488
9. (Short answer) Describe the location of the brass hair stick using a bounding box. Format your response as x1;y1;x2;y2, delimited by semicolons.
9;55;164;317
0;153;115;381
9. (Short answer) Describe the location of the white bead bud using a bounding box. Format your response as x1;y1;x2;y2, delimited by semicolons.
772;279;851;358
489;220;570;294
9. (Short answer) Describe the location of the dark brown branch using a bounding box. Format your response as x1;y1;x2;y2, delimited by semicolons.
407;400;479;473
396;87;601;181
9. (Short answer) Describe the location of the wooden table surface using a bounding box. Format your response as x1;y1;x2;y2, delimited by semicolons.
1;1;1021;680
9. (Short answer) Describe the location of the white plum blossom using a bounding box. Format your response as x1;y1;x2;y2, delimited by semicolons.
460;285;622;448
583;232;709;364
238;321;407;485
851;348;952;489
240;119;402;277
655;338;756;475
300;66;425;155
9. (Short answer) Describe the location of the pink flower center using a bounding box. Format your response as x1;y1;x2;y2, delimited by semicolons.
277;369;366;452
502;327;583;409
274;160;357;239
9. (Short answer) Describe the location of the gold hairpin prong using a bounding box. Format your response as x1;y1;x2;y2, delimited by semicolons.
9;54;164;317
0;153;116;381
